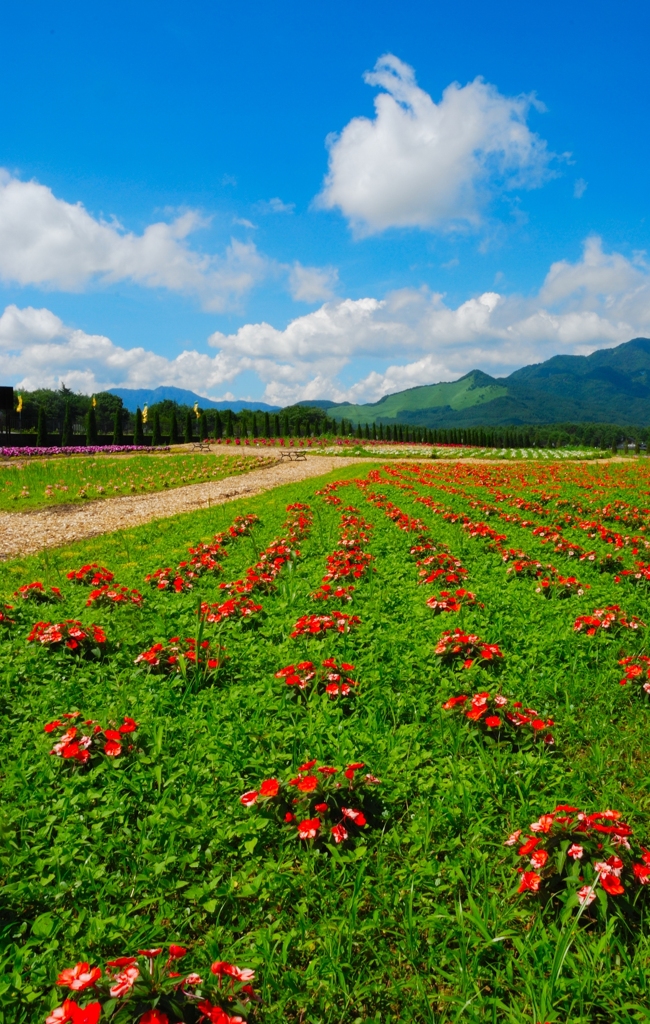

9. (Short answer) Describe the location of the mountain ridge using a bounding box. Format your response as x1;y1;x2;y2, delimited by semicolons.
311;338;650;427
108;386;280;414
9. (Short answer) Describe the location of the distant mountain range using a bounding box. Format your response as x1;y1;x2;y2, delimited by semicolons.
312;338;650;427
108;386;280;414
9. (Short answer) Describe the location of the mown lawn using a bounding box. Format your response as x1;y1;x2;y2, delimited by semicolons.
0;452;275;511
2;460;650;1024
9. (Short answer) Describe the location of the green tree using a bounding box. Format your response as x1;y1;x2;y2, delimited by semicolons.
170;409;180;445
152;410;162;445
134;408;144;445
226;410;234;438
85;403;98;445
264;411;271;438
37;405;48;447
214;411;222;440
274;414;281;437
283;414;290;437
62;402;73;446
112;406;124;445
184;410;194;444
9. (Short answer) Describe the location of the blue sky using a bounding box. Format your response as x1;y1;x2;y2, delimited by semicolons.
1;0;649;405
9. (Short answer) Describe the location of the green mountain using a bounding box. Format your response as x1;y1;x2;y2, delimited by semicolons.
317;338;650;427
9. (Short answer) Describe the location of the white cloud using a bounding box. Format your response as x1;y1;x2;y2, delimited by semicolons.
288;262;338;302
256;197;295;214
3;237;650;407
574;178;588;198
0;170;270;311
317;53;555;235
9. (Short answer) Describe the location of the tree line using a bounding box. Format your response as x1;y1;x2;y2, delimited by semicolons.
4;387;650;450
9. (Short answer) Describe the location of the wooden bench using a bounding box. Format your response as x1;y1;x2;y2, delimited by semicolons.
191;441;212;452
279;449;308;462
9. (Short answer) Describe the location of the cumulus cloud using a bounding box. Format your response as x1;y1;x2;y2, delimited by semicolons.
0;170;270;310
288;262;338;302
3;237;650;406
317;53;555;235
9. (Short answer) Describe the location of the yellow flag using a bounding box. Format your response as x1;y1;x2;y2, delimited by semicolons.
194;401;200;419
16;394;23;413
142;404;148;424
92;395;97;408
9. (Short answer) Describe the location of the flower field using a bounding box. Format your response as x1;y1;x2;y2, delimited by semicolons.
2;458;650;1023
0;453;275;511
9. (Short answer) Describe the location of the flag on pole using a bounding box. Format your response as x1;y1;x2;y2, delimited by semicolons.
16;395;23;413
142;404;148;424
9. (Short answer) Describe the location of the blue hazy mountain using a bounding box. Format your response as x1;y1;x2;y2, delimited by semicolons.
108;386;280;413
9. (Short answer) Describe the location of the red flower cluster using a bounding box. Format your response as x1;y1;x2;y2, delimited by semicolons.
275;657;358;698
311;583;355;603
0;604;15;626
47;947;258;1024
505;805;650;908
145;566;194;593
322;548;374;582
426;589;481;614
135;636;223;673
200;596;262;624
535;574;589;598
240;758;381;845
218;504;312;597
580;551;626;574
13;581;64;604
45;712;138;764
573;605;645;635
417;552;469;587
443;692;554;743
145;514;260;593
615;561;650;587
506;559;548;579
618;654;650;693
291;611;361;638
66;564;114;586
28;620;107;652
86;585;144;608
434;628;503;668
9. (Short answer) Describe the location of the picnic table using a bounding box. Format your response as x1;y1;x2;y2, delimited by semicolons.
279;449;308;462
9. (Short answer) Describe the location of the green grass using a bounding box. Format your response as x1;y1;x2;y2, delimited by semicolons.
2;460;650;1023
0;452;275;511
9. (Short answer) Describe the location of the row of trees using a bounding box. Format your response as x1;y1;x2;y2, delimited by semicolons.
6;387;650;449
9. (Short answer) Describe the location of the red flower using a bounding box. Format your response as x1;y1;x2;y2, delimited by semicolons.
331;824;348;843
259;778;280;798
296;775;318;792
342;807;367;826
104;739;122;757
314;802;328;813
530;848;549;869
109;964;140;997
518;870;542;893
57;963;102;991
633;863;650;884
240;790;258;807
119;717;138;733
297;817;321;839
518;836;540;857
599;872;625;896
484;715;502;728
168;945;187;959
140;1011;169;1024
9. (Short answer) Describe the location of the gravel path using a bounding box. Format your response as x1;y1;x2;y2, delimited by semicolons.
0;455;371;560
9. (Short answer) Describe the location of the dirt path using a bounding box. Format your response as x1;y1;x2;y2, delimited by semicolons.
0;456;372;561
